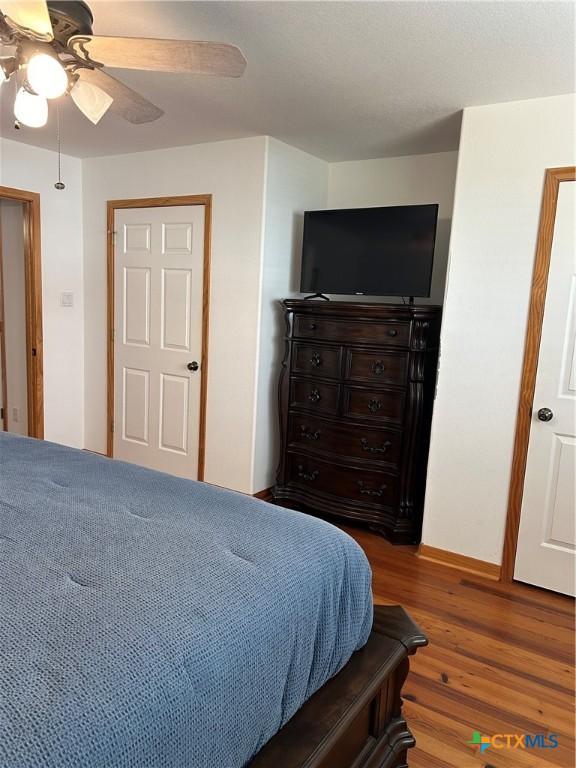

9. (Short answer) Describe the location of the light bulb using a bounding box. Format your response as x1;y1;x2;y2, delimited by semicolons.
27;53;68;99
14;87;48;127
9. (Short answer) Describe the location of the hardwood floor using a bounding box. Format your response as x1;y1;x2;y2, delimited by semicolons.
343;525;575;768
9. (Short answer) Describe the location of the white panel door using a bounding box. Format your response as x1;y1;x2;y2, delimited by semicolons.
515;181;576;595
114;205;205;479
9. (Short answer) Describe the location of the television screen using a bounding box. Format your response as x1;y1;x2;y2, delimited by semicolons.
300;204;438;297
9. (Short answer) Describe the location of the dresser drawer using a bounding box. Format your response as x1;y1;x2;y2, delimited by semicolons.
294;314;410;347
343;386;405;424
287;452;397;507
290;379;339;415
345;349;408;387
288;414;402;466
292;343;342;379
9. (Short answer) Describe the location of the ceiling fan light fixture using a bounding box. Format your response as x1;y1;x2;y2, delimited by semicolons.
1;2;246;129
70;78;113;124
0;0;53;40
27;52;68;99
14;86;48;127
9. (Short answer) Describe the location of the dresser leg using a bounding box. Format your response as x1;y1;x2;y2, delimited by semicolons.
368;524;419;545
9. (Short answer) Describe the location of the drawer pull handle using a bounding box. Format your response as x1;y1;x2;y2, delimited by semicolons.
387;329;398;337
368;398;383;413
361;438;392;454
371;360;385;376
308;389;321;403
357;480;387;497
297;465;319;482
310;353;322;368
307;323;317;331
300;425;321;441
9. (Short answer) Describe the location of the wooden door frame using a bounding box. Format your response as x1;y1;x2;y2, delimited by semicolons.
0;185;44;438
501;167;576;582
0;219;8;432
106;195;212;480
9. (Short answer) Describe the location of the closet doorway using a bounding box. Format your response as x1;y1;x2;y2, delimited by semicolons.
503;167;575;594
107;195;211;480
0;186;43;439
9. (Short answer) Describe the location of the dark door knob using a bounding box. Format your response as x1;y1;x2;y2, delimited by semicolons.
187;361;199;372
537;407;553;422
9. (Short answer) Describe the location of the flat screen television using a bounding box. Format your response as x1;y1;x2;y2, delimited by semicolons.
300;204;438;297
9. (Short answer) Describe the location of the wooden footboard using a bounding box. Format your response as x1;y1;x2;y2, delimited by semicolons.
250;605;427;768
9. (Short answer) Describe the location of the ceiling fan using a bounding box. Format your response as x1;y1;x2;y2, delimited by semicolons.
0;0;247;128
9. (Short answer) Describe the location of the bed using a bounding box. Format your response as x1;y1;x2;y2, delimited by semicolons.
0;433;425;768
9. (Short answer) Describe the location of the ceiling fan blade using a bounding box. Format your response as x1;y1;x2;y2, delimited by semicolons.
0;0;53;40
68;35;247;77
70;78;113;125
78;68;163;124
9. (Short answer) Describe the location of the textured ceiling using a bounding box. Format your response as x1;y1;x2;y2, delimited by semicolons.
1;1;574;160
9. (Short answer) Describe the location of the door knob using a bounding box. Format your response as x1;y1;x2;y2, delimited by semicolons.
537;407;553;422
187;361;199;372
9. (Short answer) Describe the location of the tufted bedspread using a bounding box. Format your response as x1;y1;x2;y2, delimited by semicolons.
0;433;373;768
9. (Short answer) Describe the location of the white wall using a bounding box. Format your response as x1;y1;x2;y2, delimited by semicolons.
82;137;268;493
0;139;84;448
251;146;457;492
252;138;328;492
327;151;459;304
422;93;576;565
1;201;28;434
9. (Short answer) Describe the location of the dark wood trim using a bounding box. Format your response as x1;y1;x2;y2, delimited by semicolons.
418;544;501;581
106;195;212;480
253;487;273;502
0;186;43;439
250;604;427;768
501;167;576;582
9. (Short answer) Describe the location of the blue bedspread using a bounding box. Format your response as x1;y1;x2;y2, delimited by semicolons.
0;434;372;768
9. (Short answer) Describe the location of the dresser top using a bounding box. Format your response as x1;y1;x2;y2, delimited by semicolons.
282;299;442;319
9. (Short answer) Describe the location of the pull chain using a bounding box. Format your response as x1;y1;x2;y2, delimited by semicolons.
13;74;20;130
55;104;65;190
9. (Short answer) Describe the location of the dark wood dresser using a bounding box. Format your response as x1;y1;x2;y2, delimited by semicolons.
273;300;442;543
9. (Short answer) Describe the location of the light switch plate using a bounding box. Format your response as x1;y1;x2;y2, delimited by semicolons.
60;291;74;308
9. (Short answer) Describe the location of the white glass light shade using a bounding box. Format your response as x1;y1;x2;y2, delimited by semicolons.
71;79;113;125
14;87;48;127
1;0;53;39
27;53;68;99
